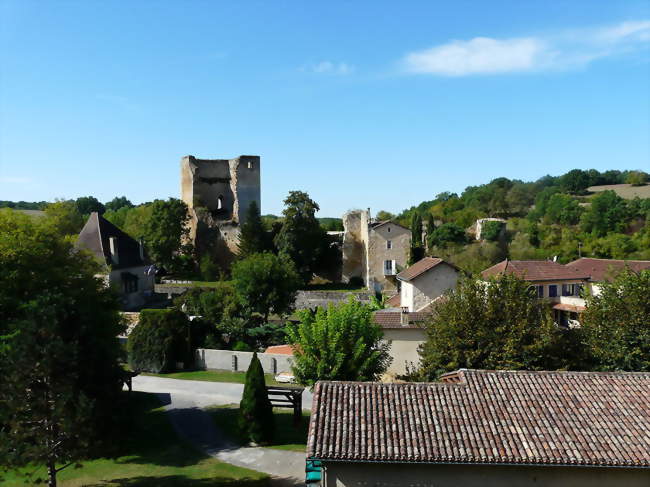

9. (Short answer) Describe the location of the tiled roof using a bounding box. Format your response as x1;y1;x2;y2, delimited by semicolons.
481;260;589;282
76;212;147;269
397;257;456;282
566;258;650;282
385;294;401;307
372;311;429;328
264;344;294;355
370;220;410;231
308;369;650;467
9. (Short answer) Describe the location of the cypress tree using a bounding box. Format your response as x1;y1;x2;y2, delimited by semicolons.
238;201;270;257
425;213;436;249
239;352;274;444
409;213;424;264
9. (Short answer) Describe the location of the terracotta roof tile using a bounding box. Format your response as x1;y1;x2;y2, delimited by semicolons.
397;257;457;282
385;294;401;308
566;258;650;282
308;369;650;467
481;260;589;282
372;311;428;328
264;344;294;355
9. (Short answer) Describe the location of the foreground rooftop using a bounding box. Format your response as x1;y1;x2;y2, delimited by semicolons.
308;369;650;467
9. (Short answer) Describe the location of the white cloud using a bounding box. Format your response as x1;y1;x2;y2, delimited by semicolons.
308;61;353;75
402;20;650;76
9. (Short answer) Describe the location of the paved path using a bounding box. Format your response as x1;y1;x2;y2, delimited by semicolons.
131;376;310;486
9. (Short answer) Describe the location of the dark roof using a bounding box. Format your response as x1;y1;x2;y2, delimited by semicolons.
372;311;428;328
75;212;147;269
397;257;457;282
481;260;589;282
308;369;650;467
566;258;650;282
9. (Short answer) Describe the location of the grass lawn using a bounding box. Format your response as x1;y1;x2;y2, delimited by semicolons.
142;369;294;387
1;392;269;487
208;404;310;452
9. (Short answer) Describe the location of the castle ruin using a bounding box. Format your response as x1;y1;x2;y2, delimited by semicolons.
181;155;261;259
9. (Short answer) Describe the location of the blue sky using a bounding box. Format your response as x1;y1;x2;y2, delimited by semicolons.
1;1;649;217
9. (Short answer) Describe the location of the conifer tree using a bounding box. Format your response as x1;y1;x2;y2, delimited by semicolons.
238;201;270;257
409;213;424;264
239;352;274;444
425;214;436;249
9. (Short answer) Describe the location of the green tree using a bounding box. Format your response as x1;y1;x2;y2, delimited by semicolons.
238;201;270;257
175;283;242;324
199;254;219;281
0;209;125;487
127;309;192;373
231;253;301;322
409;213;424;264
626;171;648;186
239;352;274;444
105;196;134;212
75;195;105;216
419;275;567;379
375;210;395;221
274;191;326;283
481;220;504;241
581;269;650;371
122;203;153;239
43;199;85;236
143;198;192;271
286;299;391;387
425;213;436;248
429;223;467;248
560;169;591;194
581;190;628;237
544;193;583;225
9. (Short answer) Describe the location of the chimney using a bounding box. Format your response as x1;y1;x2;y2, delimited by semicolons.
138;238;145;261
109;237;119;265
400;307;409;326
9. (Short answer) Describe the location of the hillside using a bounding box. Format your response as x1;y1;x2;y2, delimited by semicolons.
390;168;650;275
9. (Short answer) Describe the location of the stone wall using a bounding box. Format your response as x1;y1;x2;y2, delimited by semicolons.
366;223;410;292
294;290;374;310
195;348;293;374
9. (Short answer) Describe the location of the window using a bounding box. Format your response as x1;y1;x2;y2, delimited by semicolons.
575;284;583;296
247;161;253;169
548;285;557;297
387;227;391;232
562;284;574;296
384;260;395;275
386;240;392;249
217;195;223;210
537;285;544;298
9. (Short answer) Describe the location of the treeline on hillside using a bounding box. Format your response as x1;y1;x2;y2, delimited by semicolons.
382;168;650;275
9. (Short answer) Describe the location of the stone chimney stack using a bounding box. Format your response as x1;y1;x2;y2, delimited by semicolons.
109;237;119;265
400;307;409;326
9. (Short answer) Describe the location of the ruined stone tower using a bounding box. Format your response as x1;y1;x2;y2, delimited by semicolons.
181;155;261;258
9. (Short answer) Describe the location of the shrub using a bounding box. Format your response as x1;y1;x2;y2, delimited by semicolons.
128;308;192;373
239;352;274;444
481;221;504;241
429;223;467;248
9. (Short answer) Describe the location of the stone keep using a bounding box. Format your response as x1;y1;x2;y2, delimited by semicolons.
181;155;261;256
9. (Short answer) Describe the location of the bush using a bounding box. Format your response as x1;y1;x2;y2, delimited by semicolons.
128;309;192;373
429;223;467;248
239;352;274;444
626;171;648;186
481;221;504;241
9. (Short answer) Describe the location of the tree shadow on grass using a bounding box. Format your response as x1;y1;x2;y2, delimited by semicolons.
82;475;269;487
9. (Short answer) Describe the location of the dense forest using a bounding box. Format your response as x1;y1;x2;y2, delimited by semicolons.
376;168;650;274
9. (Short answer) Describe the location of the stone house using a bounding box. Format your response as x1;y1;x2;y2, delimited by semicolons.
180;154;260;259
76;212;155;310
372;257;459;376
342;209;411;292
566;257;650;296
481;259;590;328
307;369;650;486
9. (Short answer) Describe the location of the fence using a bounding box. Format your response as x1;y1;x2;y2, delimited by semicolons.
195;348;293;374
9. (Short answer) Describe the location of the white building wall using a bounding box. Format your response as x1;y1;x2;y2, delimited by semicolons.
408;263;459;312
382;327;426;376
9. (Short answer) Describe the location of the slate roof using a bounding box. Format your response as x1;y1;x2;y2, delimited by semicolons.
76;212;147;269
308;369;650;467
396;257;454;282
481;259;589;282
566;258;650;282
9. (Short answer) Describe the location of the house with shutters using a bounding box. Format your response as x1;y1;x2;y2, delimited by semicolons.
307;369;650;486
75;212;155;310
481;259;590;328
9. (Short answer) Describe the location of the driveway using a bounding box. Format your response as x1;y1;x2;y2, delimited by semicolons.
130;375;312;486
132;375;313;409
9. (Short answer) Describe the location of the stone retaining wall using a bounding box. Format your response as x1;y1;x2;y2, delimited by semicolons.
294;290;373;310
